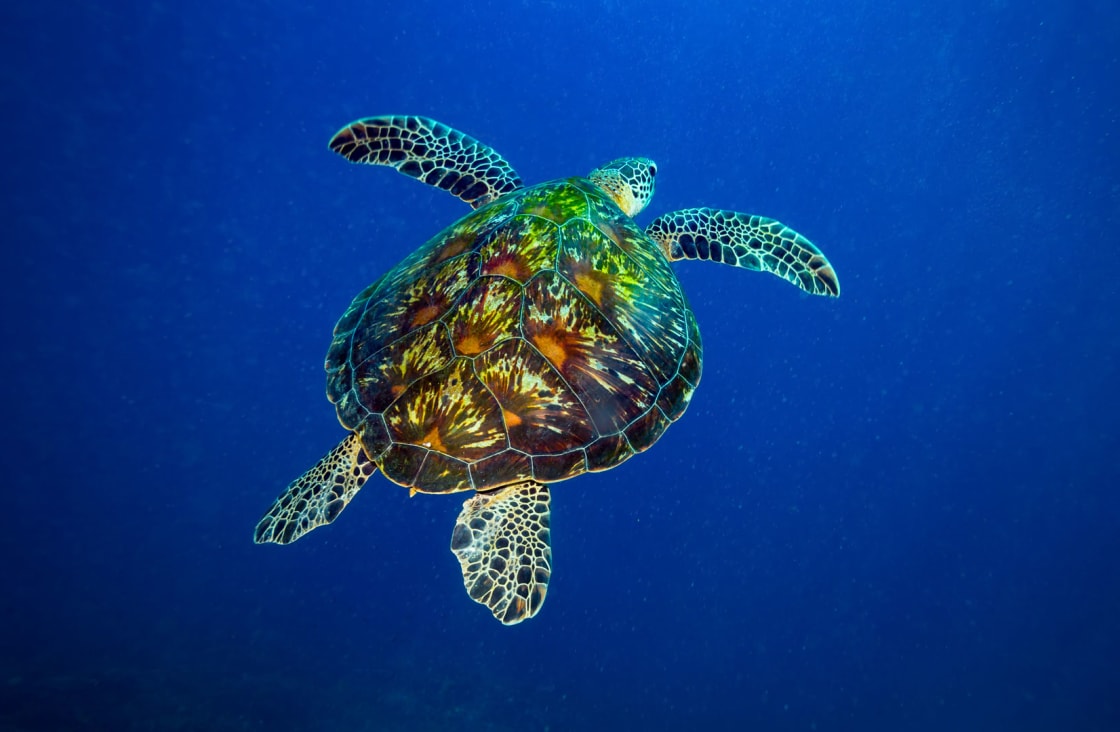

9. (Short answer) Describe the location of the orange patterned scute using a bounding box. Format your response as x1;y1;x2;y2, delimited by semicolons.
446;276;522;357
475;339;594;457
522;272;659;436
558;217;689;384
383;358;508;462
478;216;558;283
349;322;456;415
339;254;471;353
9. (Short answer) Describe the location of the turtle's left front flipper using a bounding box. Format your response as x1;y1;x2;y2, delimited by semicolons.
450;481;552;625
328;116;523;209
647;208;839;297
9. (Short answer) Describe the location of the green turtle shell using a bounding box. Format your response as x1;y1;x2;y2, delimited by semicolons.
325;177;702;494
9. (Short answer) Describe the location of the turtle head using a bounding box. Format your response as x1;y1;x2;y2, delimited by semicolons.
589;157;657;217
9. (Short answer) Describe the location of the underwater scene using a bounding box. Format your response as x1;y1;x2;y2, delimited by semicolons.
3;0;1117;729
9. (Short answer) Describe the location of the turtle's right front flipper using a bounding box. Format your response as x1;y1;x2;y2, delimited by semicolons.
329;116;523;209
647;208;840;297
254;434;376;544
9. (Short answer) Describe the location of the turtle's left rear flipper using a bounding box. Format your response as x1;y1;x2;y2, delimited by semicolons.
450;481;552;625
254;434;376;545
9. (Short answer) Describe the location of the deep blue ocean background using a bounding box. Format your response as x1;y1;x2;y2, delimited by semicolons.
3;1;1118;730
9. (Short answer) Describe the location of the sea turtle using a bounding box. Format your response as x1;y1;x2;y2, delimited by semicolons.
254;116;839;624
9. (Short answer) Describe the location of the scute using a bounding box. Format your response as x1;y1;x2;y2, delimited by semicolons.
468;448;534;489
518;180;591;223
383;357;508;461
350;321;455;417
523;271;659;435
557;217;688;384
478;215;559;283
474;338;595;455
446;276;523;357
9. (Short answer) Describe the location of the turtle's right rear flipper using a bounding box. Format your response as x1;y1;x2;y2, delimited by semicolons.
328;116;523;209
254;434;376;545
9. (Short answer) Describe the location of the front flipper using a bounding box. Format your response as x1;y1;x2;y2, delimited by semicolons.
254;434;376;545
647;208;840;297
450;481;552;625
329;116;523;209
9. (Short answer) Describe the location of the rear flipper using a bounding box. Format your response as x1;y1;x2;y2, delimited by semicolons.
450;481;552;625
254;434;376;544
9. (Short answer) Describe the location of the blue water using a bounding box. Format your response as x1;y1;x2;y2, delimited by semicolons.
4;1;1118;730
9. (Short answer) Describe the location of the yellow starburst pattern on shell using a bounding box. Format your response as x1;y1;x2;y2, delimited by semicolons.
383;357;508;461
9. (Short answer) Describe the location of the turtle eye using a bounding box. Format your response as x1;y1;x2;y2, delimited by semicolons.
649;164;657;177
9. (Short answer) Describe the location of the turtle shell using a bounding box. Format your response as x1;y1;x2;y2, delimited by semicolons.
325;177;702;495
